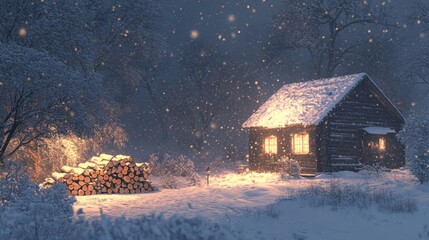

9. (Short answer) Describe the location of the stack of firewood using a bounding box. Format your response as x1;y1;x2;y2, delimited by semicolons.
43;154;154;196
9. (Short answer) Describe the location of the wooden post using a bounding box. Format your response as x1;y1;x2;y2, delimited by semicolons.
205;166;210;186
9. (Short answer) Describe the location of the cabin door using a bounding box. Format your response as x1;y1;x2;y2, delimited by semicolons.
362;133;389;167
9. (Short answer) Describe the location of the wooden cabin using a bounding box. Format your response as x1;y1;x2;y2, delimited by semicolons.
242;73;405;175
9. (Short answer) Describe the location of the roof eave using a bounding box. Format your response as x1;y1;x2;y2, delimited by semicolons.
242;123;317;129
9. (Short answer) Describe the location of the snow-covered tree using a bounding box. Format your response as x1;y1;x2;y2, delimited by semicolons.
166;40;240;151
0;0;165;171
0;0;43;44
0;43;104;167
351;34;413;112
14;122;128;182
404;2;429;99
29;0;164;108
0;0;164;109
398;111;429;184
267;0;395;78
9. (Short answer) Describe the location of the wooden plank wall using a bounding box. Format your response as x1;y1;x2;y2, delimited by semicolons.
322;78;404;171
248;126;318;174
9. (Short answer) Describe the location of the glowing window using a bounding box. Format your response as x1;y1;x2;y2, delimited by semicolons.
292;133;309;154
379;137;386;151
264;136;277;154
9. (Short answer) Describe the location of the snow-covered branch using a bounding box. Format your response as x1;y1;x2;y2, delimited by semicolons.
267;0;395;78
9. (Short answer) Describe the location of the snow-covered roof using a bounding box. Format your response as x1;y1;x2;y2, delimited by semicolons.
362;127;396;135
242;73;367;128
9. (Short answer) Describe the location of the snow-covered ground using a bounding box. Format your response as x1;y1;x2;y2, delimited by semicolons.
74;169;429;240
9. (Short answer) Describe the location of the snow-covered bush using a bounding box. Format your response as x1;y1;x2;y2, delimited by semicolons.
209;156;226;171
148;153;200;189
0;162;76;239
242;204;280;219
196;154;242;175
235;161;250;174
288;183;417;213
74;213;239;240
278;156;301;178
360;164;388;178
0;162;36;206
398;111;429;184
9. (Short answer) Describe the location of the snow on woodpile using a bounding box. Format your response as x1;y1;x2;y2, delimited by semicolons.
242;73;367;128
41;154;154;196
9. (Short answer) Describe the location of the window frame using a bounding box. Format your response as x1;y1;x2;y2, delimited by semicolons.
292;132;310;155
264;135;278;155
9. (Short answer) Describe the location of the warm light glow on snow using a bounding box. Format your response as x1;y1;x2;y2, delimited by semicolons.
211;172;282;188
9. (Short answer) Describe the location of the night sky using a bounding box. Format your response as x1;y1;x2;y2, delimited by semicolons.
129;1;285;158
122;0;427;158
